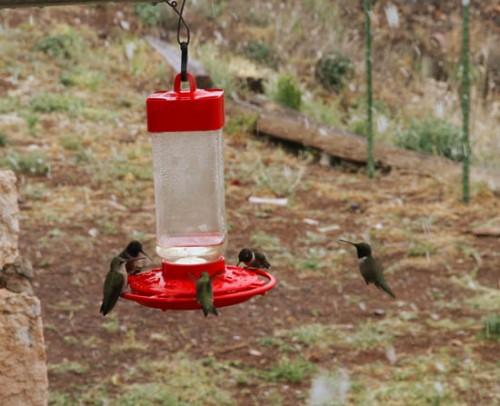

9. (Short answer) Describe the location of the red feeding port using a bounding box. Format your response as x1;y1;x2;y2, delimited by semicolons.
121;257;276;311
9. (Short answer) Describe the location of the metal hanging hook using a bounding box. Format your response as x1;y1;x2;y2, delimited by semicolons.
164;0;190;81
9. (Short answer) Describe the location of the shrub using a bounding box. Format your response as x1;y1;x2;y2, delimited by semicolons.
396;118;462;161
482;314;500;341
134;3;162;27
34;32;76;61
243;40;278;69
30;94;84;116
4;152;50;176
315;50;354;90
0;132;7;147
275;74;302;111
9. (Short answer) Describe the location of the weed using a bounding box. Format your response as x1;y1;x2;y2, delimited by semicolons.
0;97;19;114
396;118;462;161
119;383;180;406
225;113;258;135
4;152;50;176
33;31;77;61
134;3;162;26
264;356;316;383
48;361;88;375
30;93;84;116
287;324;330;347
481;314;500;341
59;135;82;151
407;239;437;257
315;50;354;90
273;74;302;111
250;231;281;252
243;40;278;69
101;314;121;334
25;114;39;136
0;131;7;147
111;330;149;353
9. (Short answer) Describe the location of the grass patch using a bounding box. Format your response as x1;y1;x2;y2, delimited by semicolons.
111;330;149;353
48;361;88;375
396;118;462;161
125;353;235;405
263;356;316;383
3;151;50;176
272;74;302;111
30;93;84;116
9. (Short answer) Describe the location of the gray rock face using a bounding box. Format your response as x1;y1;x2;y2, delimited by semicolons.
0;170;19;269
0;170;48;406
0;289;49;406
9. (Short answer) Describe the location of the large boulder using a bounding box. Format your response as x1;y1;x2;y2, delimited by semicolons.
0;170;48;406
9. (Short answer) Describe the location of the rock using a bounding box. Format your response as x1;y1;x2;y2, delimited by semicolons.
0;170;48;405
0;289;48;406
0;256;34;295
0;170;19;269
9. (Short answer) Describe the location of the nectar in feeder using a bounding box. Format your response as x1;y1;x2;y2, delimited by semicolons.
147;73;226;265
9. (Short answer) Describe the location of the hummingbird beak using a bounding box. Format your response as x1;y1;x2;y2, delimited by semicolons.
236;261;241;267
140;250;152;261
339;239;356;246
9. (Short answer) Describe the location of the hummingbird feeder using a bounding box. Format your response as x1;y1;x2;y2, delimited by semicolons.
121;72;276;311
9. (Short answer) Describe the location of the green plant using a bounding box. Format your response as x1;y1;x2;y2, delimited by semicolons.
315;50;353;90
265;357;315;383
134;3;162;27
33;32;77;61
59;135;82;151
4;152;50;176
482;314;500;341
461;0;471;203
396;118;462;161
243;40;278;69
30;93;84;116
0;131;7;147
274;74;302;110
25;114;39;136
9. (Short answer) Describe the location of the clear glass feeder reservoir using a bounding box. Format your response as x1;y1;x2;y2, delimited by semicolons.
147;73;226;264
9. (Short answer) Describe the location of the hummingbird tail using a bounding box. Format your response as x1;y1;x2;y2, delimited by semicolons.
376;280;396;298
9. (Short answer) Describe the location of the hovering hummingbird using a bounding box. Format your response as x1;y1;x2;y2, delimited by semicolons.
119;240;151;275
195;271;222;317
339;239;396;298
237;248;270;270
100;256;143;316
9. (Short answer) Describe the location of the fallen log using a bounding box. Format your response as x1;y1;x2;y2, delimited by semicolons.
228;99;500;194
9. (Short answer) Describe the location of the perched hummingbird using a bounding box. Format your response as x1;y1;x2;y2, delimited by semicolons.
237;248;270;270
339;239;396;298
195;271;221;317
119;240;151;275
100;256;142;316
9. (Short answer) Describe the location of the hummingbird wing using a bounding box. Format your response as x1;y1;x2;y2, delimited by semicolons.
255;250;270;269
100;271;125;316
361;256;396;298
359;256;380;284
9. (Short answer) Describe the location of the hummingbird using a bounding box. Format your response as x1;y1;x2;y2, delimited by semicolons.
119;240;151;275
237;248;270;270
195;271;221;317
339;239;396;298
100;256;143;316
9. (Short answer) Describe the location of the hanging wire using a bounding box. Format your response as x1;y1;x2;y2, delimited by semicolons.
164;0;190;81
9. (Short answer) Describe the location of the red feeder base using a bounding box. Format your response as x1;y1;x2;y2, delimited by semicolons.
121;257;276;311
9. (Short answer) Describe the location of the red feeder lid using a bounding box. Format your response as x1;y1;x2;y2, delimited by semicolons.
121;257;277;311
147;73;225;132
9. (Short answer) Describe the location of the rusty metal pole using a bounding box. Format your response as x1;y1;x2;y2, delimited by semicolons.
0;0;154;8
